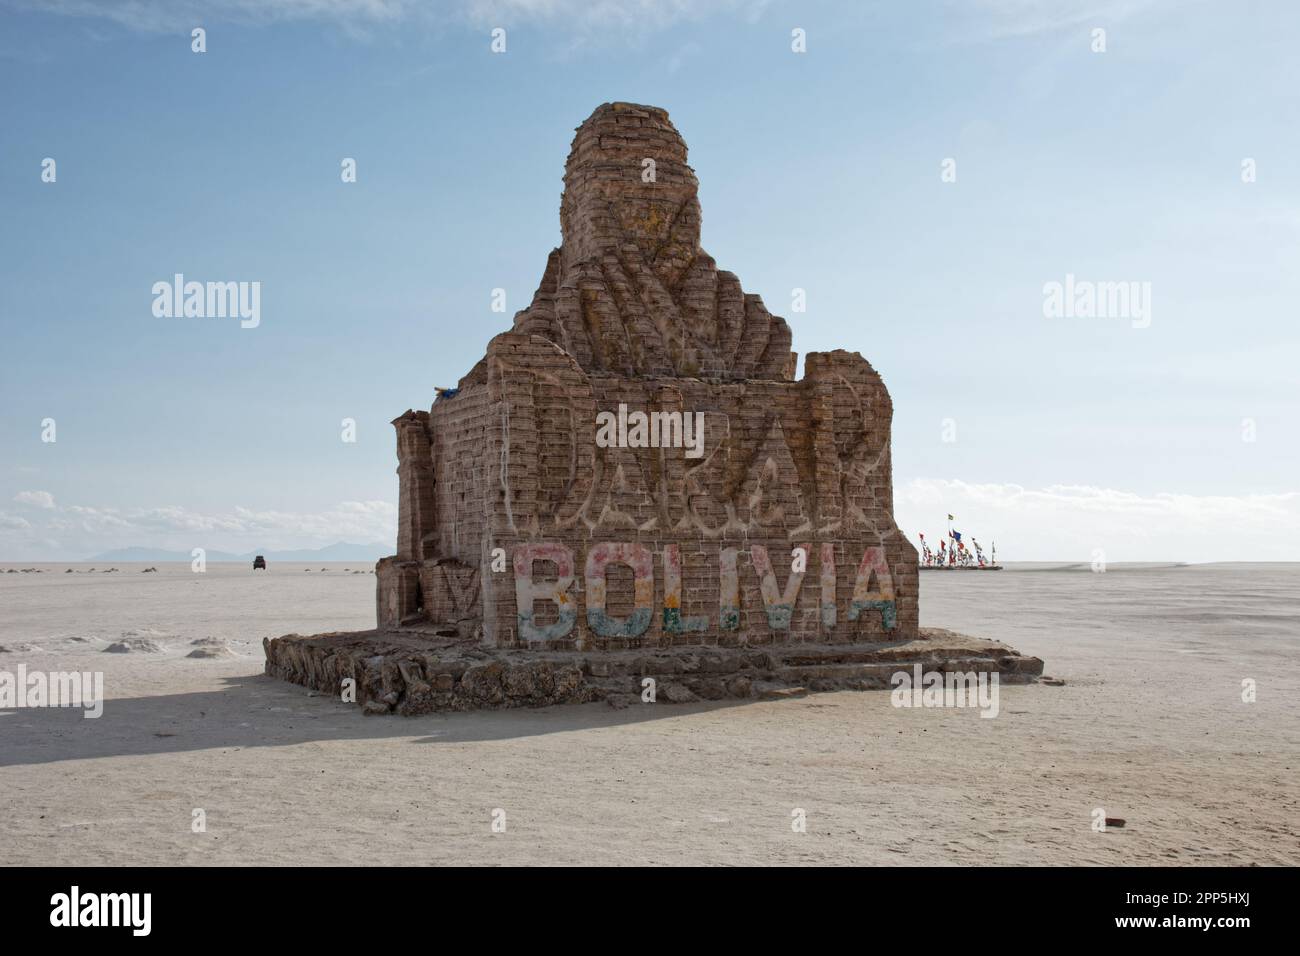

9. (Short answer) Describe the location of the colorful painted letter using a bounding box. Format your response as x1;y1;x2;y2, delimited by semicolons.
585;542;654;638
749;543;810;630
662;544;708;633
847;546;897;630
820;542;837;628
513;543;577;642
719;547;740;630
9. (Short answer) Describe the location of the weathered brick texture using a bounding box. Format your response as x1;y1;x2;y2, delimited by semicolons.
377;102;919;649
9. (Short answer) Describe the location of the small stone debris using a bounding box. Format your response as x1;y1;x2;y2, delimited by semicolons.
754;682;809;701
657;682;699;704
1105;818;1127;828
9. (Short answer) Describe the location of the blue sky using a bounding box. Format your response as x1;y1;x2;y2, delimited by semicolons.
1;0;1297;561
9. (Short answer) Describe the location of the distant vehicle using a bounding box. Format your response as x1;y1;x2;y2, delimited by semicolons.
253;555;267;570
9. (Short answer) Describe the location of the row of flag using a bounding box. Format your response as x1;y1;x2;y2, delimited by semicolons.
917;515;994;566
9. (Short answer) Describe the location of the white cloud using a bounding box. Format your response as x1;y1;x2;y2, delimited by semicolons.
13;490;56;509
0;497;397;559
7;0;414;32
896;479;1297;563
3;481;1290;562
951;0;1163;41
8;0;760;34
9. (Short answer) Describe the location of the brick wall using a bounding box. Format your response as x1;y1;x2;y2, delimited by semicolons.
375;103;918;647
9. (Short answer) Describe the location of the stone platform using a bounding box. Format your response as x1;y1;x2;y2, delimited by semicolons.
263;629;1044;715
260;103;1049;716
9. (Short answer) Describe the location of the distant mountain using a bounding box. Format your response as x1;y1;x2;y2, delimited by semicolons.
86;542;389;563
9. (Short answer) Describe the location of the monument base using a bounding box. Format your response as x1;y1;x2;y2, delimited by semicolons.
263;628;1044;715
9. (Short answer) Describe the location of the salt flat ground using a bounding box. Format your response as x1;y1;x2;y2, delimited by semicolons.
1;561;1296;866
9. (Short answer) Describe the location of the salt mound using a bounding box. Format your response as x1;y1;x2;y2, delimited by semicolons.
104;639;163;653
187;644;235;659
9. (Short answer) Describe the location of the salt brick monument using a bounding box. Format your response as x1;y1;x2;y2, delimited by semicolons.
264;103;1042;713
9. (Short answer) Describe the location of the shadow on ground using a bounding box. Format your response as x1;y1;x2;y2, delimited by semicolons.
0;670;769;766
